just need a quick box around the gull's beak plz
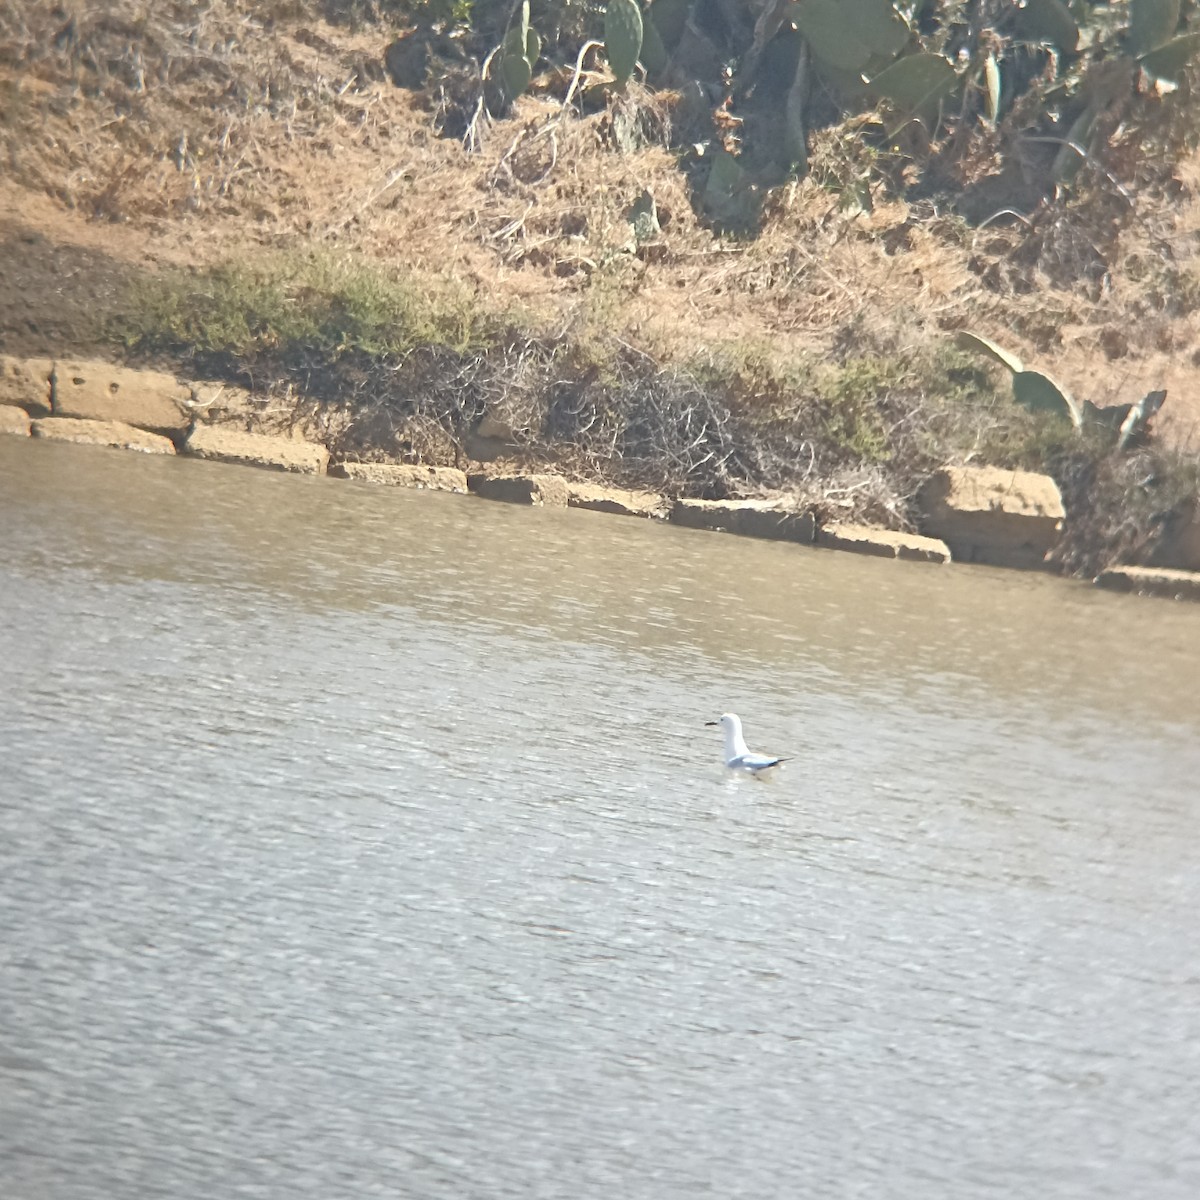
[704,720,718,726]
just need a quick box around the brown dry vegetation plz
[2,0,1200,572]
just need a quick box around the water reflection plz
[3,440,1198,718]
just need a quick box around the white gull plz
[705,712,787,776]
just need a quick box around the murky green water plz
[2,438,1199,1199]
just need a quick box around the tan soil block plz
[52,359,191,438]
[329,462,469,492]
[566,482,667,518]
[187,380,260,423]
[184,425,329,474]
[1095,565,1200,601]
[31,417,176,454]
[467,473,570,506]
[817,523,951,563]
[917,465,1064,569]
[0,404,32,436]
[670,498,816,544]
[0,356,53,417]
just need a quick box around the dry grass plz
[0,0,393,219]
[7,0,1200,402]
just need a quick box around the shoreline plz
[3,352,1199,603]
[3,0,1200,606]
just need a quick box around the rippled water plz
[2,438,1200,1199]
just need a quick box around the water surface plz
[2,438,1199,1199]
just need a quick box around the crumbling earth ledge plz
[2,352,1199,601]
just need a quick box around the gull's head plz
[705,713,741,734]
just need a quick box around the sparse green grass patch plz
[115,251,505,363]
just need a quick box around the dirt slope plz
[2,0,1199,454]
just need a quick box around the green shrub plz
[815,356,905,462]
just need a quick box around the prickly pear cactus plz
[645,0,693,49]
[605,0,644,88]
[795,0,910,74]
[1012,370,1082,427]
[1130,0,1200,87]
[500,36,532,98]
[497,0,540,101]
[525,26,542,71]
[638,4,668,77]
[956,332,1083,428]
[1129,0,1181,57]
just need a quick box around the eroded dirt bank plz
[2,1,1200,584]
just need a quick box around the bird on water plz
[705,713,787,777]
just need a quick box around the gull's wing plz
[729,753,787,773]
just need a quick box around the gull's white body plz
[707,712,785,776]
